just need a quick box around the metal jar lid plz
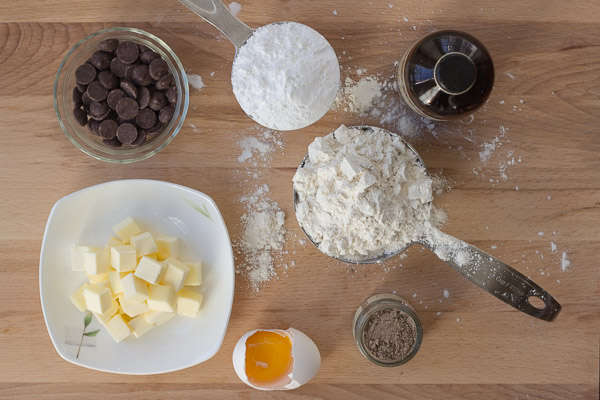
[397,30,494,121]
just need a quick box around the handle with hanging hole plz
[421,230,562,321]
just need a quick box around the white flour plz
[187,73,205,91]
[238,184,286,291]
[234,128,291,290]
[338,76,383,114]
[293,125,466,263]
[231,22,340,130]
[334,72,437,140]
[228,1,241,16]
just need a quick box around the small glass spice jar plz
[397,30,494,121]
[353,293,423,367]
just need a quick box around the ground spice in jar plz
[362,308,417,362]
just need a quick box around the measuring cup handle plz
[179,0,254,51]
[421,231,562,321]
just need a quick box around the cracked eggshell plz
[232,327,321,391]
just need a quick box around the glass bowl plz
[54,27,189,163]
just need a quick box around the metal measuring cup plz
[293,126,561,321]
[178,0,340,130]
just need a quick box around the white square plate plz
[39,179,235,374]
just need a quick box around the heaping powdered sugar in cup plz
[231,22,340,131]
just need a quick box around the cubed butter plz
[83,284,113,314]
[106,236,124,248]
[121,273,149,302]
[130,232,158,257]
[134,256,165,284]
[87,273,109,285]
[84,248,110,275]
[70,283,89,312]
[127,315,154,338]
[117,294,149,317]
[112,217,141,244]
[94,298,119,323]
[156,235,179,261]
[161,257,190,292]
[143,310,175,325]
[105,314,131,342]
[146,253,158,260]
[108,271,125,294]
[147,285,176,312]
[184,262,203,286]
[110,245,137,272]
[71,245,99,271]
[177,290,203,318]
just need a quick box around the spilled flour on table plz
[228,1,241,16]
[334,70,437,141]
[238,184,286,290]
[233,127,301,291]
[187,73,205,91]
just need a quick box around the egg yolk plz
[245,330,293,383]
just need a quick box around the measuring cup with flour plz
[179,0,340,130]
[293,125,561,321]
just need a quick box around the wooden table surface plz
[1,0,599,399]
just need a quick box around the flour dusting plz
[187,73,205,91]
[293,125,465,264]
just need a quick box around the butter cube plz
[127,315,154,338]
[87,273,109,285]
[83,284,113,314]
[108,271,125,294]
[84,248,110,275]
[117,294,149,318]
[184,262,203,286]
[70,283,89,312]
[161,257,190,292]
[112,217,141,244]
[156,236,179,261]
[143,310,175,325]
[121,273,149,303]
[146,253,159,260]
[106,236,124,248]
[110,245,137,272]
[94,298,119,323]
[147,285,176,312]
[120,313,132,323]
[105,314,131,342]
[130,232,158,257]
[71,245,99,271]
[134,256,165,284]
[177,290,203,318]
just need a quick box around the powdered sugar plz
[231,22,340,130]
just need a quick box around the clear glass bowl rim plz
[53,27,189,163]
[353,293,424,367]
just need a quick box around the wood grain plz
[0,0,598,399]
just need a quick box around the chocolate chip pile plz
[72,38,178,148]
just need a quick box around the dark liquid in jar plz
[398,30,494,120]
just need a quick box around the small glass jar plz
[397,30,494,121]
[353,293,423,367]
